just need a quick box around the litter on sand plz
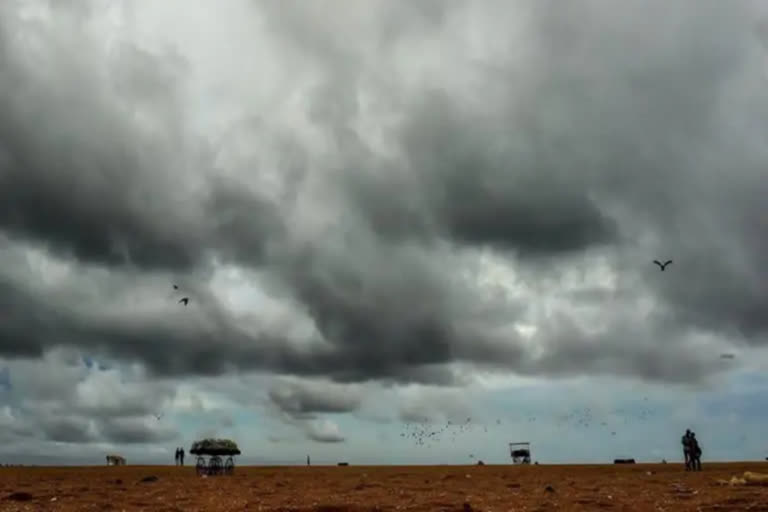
[716,471,768,486]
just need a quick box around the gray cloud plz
[349,90,619,255]
[0,366,10,391]
[38,416,95,444]
[0,0,765,396]
[304,419,345,443]
[0,8,282,274]
[0,351,181,448]
[99,418,178,444]
[268,378,363,418]
[398,388,472,424]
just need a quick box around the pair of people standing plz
[681,429,702,471]
[174,447,185,466]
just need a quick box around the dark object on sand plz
[4,492,33,501]
[509,442,532,464]
[614,458,636,464]
[476,460,485,466]
[139,476,158,483]
[338,462,349,466]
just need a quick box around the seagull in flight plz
[173,284,179,290]
[154,412,163,420]
[178,297,189,306]
[653,260,673,271]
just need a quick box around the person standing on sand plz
[681,429,692,470]
[180,447,185,466]
[174,447,179,466]
[689,433,702,471]
[307,455,311,466]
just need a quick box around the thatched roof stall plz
[190,438,241,457]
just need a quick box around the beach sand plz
[2,462,768,511]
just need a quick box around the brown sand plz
[1,462,768,511]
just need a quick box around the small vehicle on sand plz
[190,438,241,476]
[509,442,531,464]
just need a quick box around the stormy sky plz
[0,0,767,465]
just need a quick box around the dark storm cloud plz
[268,379,362,418]
[517,0,768,342]
[348,0,767,337]
[280,0,768,381]
[0,34,199,270]
[271,236,530,383]
[0,278,54,359]
[0,0,766,389]
[349,90,619,255]
[0,12,282,273]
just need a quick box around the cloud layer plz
[0,0,767,462]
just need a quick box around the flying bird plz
[653,260,673,271]
[178,297,189,306]
[173,284,179,290]
[154,413,163,420]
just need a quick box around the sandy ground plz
[1,463,768,511]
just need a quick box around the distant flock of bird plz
[398,405,664,451]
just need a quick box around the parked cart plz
[190,439,241,476]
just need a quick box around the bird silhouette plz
[154,412,163,420]
[178,297,189,306]
[173,284,179,290]
[653,260,673,271]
